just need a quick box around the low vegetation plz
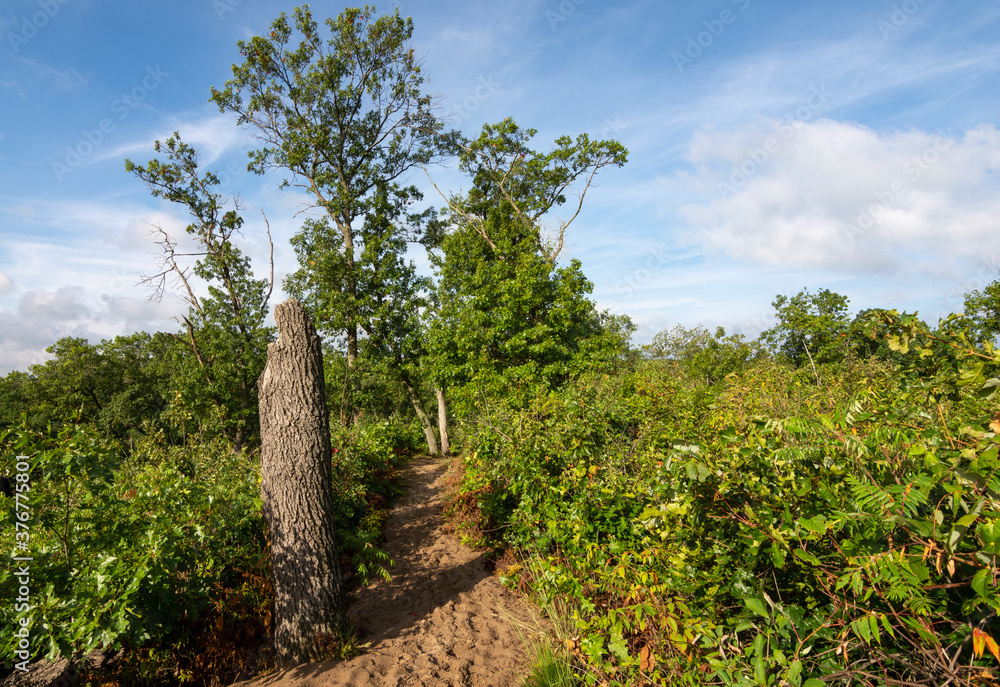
[452,309,1000,686]
[1,5,997,686]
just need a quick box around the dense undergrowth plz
[0,417,420,685]
[452,313,1000,686]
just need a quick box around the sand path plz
[246,456,539,687]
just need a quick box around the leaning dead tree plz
[258,299,346,665]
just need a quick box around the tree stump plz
[258,299,346,666]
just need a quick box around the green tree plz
[0,370,31,429]
[210,4,453,393]
[20,334,169,441]
[286,181,440,447]
[427,119,629,407]
[761,288,851,371]
[964,280,1000,344]
[644,324,756,384]
[126,134,274,450]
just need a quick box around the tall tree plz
[210,4,453,393]
[126,134,274,450]
[426,119,629,405]
[258,299,346,665]
[285,181,439,446]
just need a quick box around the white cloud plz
[92,113,256,167]
[18,285,91,321]
[0,283,176,374]
[672,120,1000,276]
[0,271,13,295]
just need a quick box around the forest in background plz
[4,4,1000,686]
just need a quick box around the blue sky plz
[1,0,998,373]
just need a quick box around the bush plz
[0,421,268,683]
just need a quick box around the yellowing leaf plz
[973,627,1000,662]
[988,634,1000,663]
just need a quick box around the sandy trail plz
[247,456,539,687]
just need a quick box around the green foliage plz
[126,133,275,449]
[10,334,170,440]
[0,413,417,681]
[428,119,630,408]
[329,419,415,585]
[644,324,759,385]
[210,3,454,399]
[761,288,851,368]
[964,280,1000,345]
[0,421,268,681]
[454,308,1000,685]
[0,370,31,429]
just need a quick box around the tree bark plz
[401,374,439,455]
[435,387,451,457]
[258,299,346,666]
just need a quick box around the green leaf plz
[608,635,629,661]
[879,614,896,639]
[787,659,803,687]
[851,615,873,644]
[770,545,786,568]
[958,362,986,387]
[744,596,768,618]
[980,378,1000,399]
[798,516,828,536]
[794,548,820,565]
[753,657,767,685]
[803,680,826,687]
[972,568,990,598]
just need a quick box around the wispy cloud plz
[16,56,89,92]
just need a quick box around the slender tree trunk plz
[401,374,439,455]
[435,387,451,457]
[339,220,359,373]
[258,299,346,666]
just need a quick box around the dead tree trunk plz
[258,299,346,666]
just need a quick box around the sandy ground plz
[244,456,541,687]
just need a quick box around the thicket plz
[0,416,418,683]
[451,309,1000,686]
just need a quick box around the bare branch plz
[261,209,276,311]
[421,166,500,254]
[139,223,206,318]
